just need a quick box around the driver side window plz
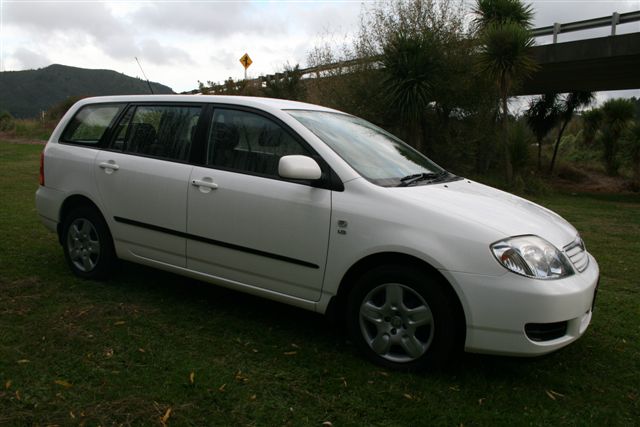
[206,109,309,177]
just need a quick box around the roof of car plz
[77,94,341,113]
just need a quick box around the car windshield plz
[287,110,449,187]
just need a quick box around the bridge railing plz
[532,11,640,43]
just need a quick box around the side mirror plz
[278,155,322,180]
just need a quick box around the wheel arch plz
[57,195,107,245]
[326,252,467,349]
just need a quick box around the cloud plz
[10,47,51,69]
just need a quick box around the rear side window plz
[61,104,124,145]
[113,105,201,162]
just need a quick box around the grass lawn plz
[1,141,638,426]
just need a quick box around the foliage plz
[581,108,603,146]
[549,91,594,173]
[473,0,534,29]
[509,119,531,173]
[626,122,640,189]
[599,98,636,176]
[0,110,15,132]
[45,95,86,121]
[262,64,306,101]
[525,93,560,169]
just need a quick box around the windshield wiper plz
[397,171,447,187]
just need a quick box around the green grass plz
[1,141,639,426]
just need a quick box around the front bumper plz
[447,253,599,356]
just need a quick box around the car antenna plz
[135,57,154,94]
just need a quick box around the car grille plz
[564,237,589,273]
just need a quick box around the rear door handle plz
[99,161,119,171]
[191,179,218,190]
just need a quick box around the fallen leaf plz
[16,359,30,364]
[4,380,11,389]
[218,383,226,392]
[160,407,172,426]
[545,390,556,400]
[235,371,249,383]
[189,372,195,385]
[403,393,414,400]
[104,348,114,358]
[549,390,565,398]
[291,343,300,348]
[114,321,126,326]
[449,386,460,392]
[249,394,257,401]
[54,380,73,388]
[252,349,258,353]
[69,411,75,419]
[283,351,297,356]
[377,371,389,377]
[15,390,21,401]
[340,377,347,387]
[138,348,146,353]
[478,398,486,405]
[322,422,333,426]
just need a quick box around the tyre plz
[346,265,459,370]
[61,205,116,280]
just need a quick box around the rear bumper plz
[35,186,64,233]
[448,254,599,356]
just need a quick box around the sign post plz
[239,53,253,80]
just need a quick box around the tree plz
[599,98,635,176]
[525,93,560,170]
[380,30,444,153]
[581,108,603,146]
[549,91,594,173]
[475,0,537,183]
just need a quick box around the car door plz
[186,107,332,301]
[94,103,203,267]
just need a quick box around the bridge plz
[520,11,640,94]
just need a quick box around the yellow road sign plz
[239,53,253,69]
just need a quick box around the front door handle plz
[191,179,218,190]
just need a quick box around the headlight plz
[491,235,574,280]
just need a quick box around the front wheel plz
[61,205,116,280]
[347,265,459,370]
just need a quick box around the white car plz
[36,95,599,369]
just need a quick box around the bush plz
[0,110,15,132]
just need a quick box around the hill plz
[0,64,174,118]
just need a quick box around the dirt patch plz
[552,167,636,194]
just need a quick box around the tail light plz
[39,151,45,186]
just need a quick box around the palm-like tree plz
[581,108,603,146]
[525,93,560,170]
[474,0,534,28]
[549,91,594,173]
[380,30,443,152]
[476,13,537,182]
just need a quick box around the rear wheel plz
[61,205,116,280]
[347,265,459,370]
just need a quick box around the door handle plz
[99,161,120,171]
[191,179,218,190]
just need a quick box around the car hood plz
[395,178,578,248]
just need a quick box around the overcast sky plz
[1,0,639,96]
